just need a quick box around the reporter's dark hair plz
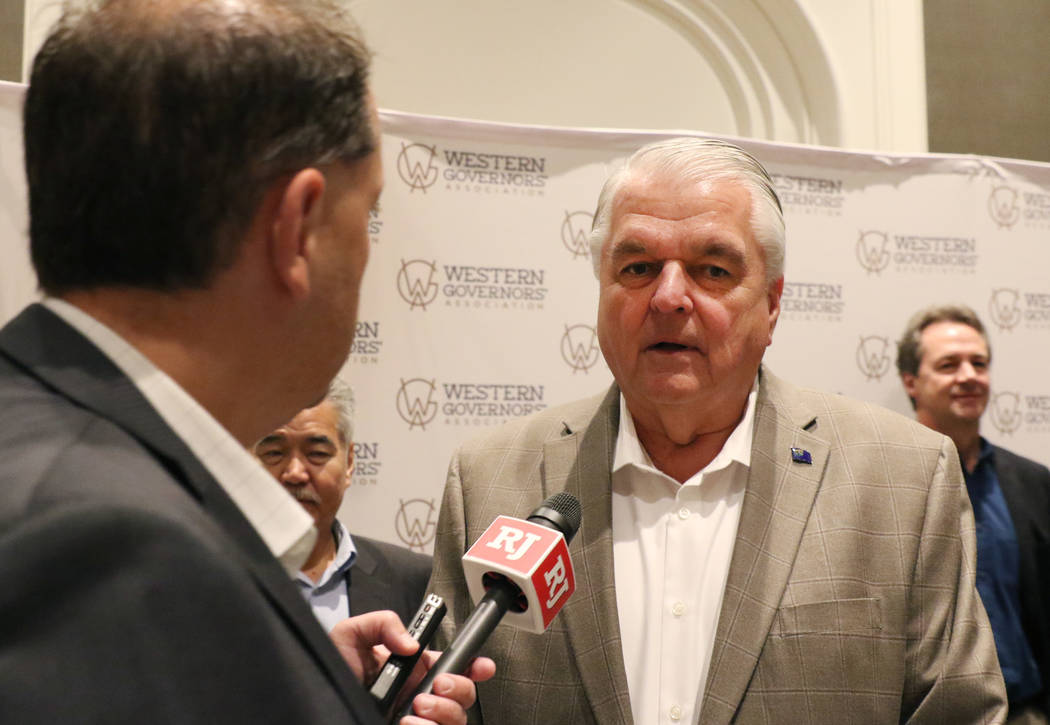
[24,0,374,294]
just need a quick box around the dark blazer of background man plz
[0,1,487,722]
[255,380,431,629]
[428,138,1006,724]
[898,304,1050,722]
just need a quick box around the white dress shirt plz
[42,298,316,575]
[613,383,757,725]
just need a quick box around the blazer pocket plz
[772,597,882,637]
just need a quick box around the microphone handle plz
[391,582,517,722]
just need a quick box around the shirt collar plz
[294,519,359,588]
[613,377,759,482]
[319,519,359,585]
[42,297,316,575]
[977,436,995,464]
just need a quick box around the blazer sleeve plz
[0,500,372,724]
[901,437,1007,724]
[427,448,486,725]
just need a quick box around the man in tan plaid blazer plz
[429,138,1006,724]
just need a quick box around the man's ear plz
[269,168,326,300]
[901,372,917,399]
[766,276,784,344]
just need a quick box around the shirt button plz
[677,507,690,520]
[672,601,686,617]
[670,704,682,721]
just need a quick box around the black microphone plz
[393,492,582,720]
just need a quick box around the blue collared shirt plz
[965,438,1042,704]
[294,520,358,632]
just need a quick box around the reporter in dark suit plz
[0,1,490,722]
[898,304,1050,723]
[254,379,432,630]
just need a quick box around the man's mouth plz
[649,342,691,352]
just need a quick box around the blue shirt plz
[294,520,358,632]
[965,439,1042,704]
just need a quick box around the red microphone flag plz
[461,515,576,633]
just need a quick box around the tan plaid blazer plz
[429,367,1006,724]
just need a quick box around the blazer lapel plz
[699,369,829,723]
[0,304,370,715]
[347,538,386,617]
[543,385,634,725]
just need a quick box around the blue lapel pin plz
[790,447,812,464]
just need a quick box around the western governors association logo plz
[395,258,548,311]
[989,392,1023,435]
[395,498,438,551]
[396,378,439,430]
[396,377,547,430]
[989,391,1050,434]
[988,186,1020,229]
[350,441,381,484]
[771,173,845,216]
[396,142,439,192]
[781,281,845,322]
[855,228,977,275]
[856,231,890,275]
[394,140,548,196]
[988,289,1022,331]
[560,324,601,373]
[561,211,593,260]
[397,259,440,310]
[987,287,1050,331]
[986,182,1050,230]
[348,320,384,365]
[856,336,893,381]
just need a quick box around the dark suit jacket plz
[348,535,432,624]
[0,304,383,723]
[995,444,1050,712]
[429,369,1006,724]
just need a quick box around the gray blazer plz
[0,304,383,723]
[429,368,1007,724]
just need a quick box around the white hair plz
[588,137,785,286]
[324,377,355,444]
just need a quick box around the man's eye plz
[257,450,282,462]
[308,451,333,464]
[622,262,653,276]
[706,265,730,278]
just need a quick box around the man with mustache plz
[255,379,431,630]
[897,304,1050,723]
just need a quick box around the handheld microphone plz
[393,492,581,720]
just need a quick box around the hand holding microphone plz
[392,492,582,721]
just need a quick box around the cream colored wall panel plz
[21,0,927,151]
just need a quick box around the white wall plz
[22,0,927,152]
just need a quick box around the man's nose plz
[281,456,309,483]
[651,262,693,314]
[957,361,983,382]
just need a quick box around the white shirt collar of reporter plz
[42,297,316,576]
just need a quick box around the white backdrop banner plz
[3,84,1049,551]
